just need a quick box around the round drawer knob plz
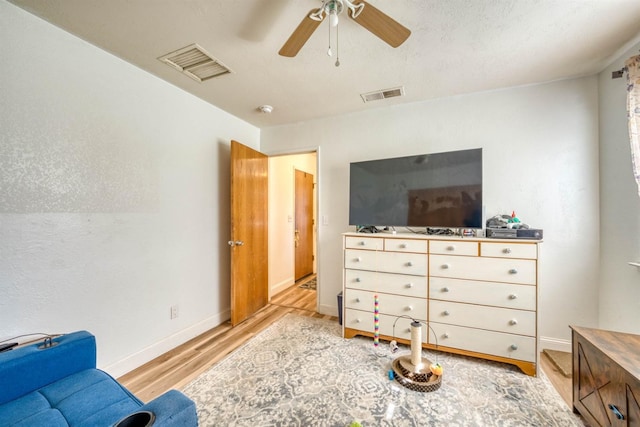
[442,287,450,292]
[358,241,365,246]
[509,268,518,274]
[443,310,450,316]
[356,319,361,323]
[355,298,361,303]
[510,344,519,351]
[405,305,413,312]
[355,257,362,262]
[441,264,450,269]
[510,319,518,325]
[400,244,407,249]
[509,294,518,300]
[503,248,512,254]
[406,328,411,333]
[406,283,414,288]
[443,333,449,339]
[406,261,413,267]
[355,277,361,282]
[447,245,455,251]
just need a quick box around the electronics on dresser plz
[349,148,483,229]
[486,228,517,238]
[516,228,543,239]
[486,228,543,239]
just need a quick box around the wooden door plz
[294,169,314,281]
[230,140,268,326]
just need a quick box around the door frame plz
[265,146,321,311]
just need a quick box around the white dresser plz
[342,232,540,376]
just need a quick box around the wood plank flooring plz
[118,280,322,402]
[119,280,575,416]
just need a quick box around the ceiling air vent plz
[360,86,405,103]
[158,44,231,82]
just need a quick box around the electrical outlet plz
[170,305,179,319]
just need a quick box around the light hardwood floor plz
[118,278,322,402]
[119,279,575,415]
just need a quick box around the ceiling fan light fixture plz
[329,9,339,27]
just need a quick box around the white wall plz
[262,77,601,349]
[268,153,317,296]
[0,1,259,376]
[598,41,640,334]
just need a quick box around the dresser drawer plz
[481,242,537,259]
[430,240,479,256]
[429,277,536,310]
[344,249,379,271]
[346,249,427,275]
[377,251,427,275]
[430,300,536,336]
[344,289,426,319]
[345,270,427,298]
[345,236,384,250]
[430,323,536,362]
[384,238,428,253]
[344,309,428,343]
[430,254,536,285]
[344,288,375,311]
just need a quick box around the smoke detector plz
[259,105,274,114]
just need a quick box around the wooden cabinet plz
[571,326,640,426]
[342,232,540,376]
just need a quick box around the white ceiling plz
[9,0,640,128]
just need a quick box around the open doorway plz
[267,151,317,311]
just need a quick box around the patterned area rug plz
[183,315,583,426]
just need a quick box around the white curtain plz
[626,55,640,198]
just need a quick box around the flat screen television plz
[349,148,483,228]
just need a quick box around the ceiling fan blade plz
[279,11,323,57]
[350,1,411,48]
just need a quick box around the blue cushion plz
[0,331,197,426]
[0,391,51,425]
[0,369,144,427]
[40,369,143,426]
[9,408,68,427]
[0,331,96,405]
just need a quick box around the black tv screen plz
[349,148,483,228]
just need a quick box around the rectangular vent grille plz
[159,44,231,82]
[361,86,405,103]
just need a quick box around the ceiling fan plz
[279,0,411,58]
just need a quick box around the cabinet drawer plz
[429,277,536,310]
[344,310,428,343]
[430,254,536,285]
[345,236,383,250]
[377,251,427,275]
[384,238,428,253]
[344,289,426,319]
[430,322,536,362]
[344,249,379,271]
[481,242,537,259]
[430,240,479,256]
[345,270,427,298]
[429,300,536,336]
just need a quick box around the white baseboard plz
[271,277,294,297]
[318,303,339,318]
[103,310,230,378]
[540,335,572,353]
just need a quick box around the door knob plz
[228,241,234,246]
[235,241,244,246]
